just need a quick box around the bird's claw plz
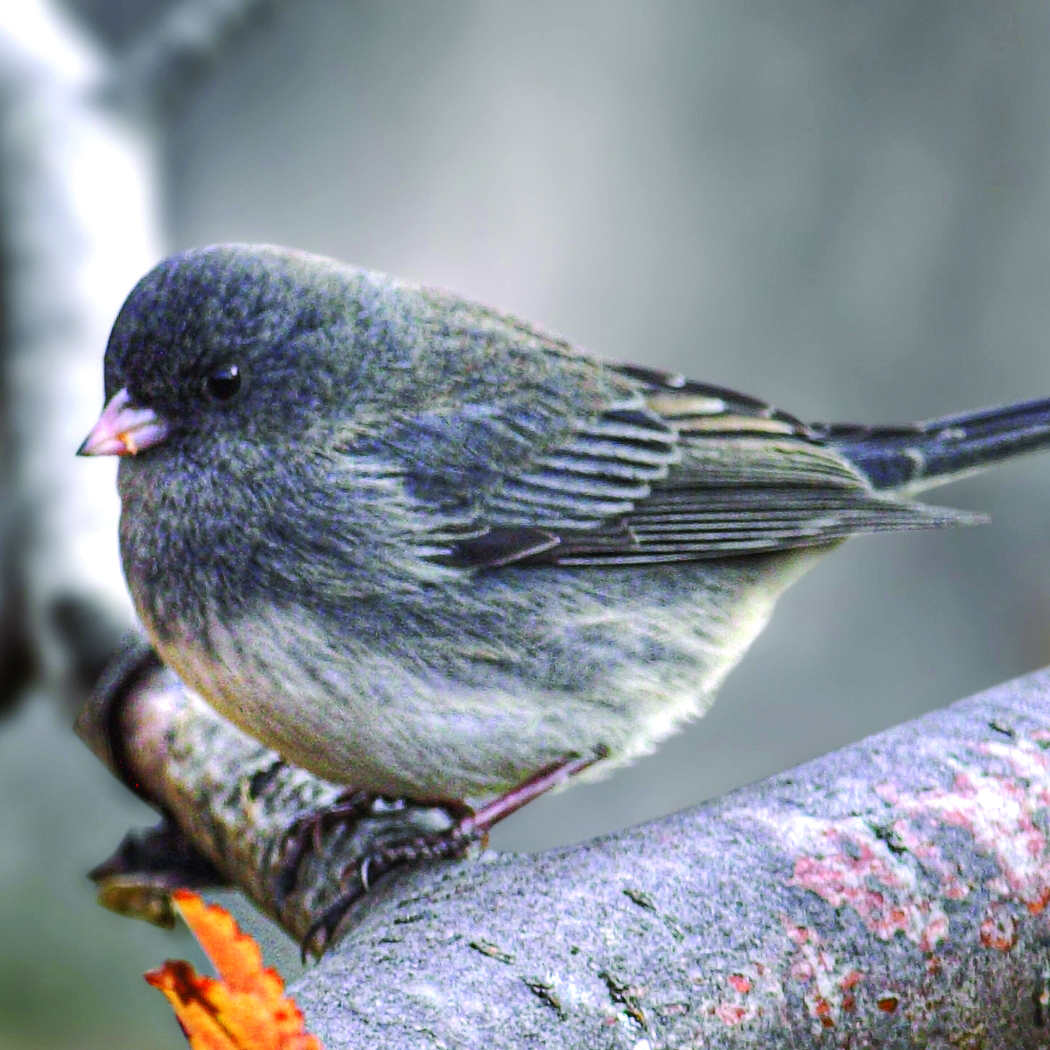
[291,749,609,959]
[300,823,484,959]
[274,788,382,911]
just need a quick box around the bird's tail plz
[823,397,1050,494]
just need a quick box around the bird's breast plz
[132,549,824,804]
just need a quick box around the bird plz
[80,243,1050,897]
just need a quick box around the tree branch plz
[80,662,1050,1048]
[115,0,283,112]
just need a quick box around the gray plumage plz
[91,244,1050,804]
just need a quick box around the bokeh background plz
[5,1,1050,1046]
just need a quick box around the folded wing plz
[448,363,982,568]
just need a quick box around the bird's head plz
[78,243,395,460]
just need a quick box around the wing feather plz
[360,352,982,570]
[444,363,982,568]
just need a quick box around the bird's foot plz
[275,788,430,909]
[299,819,480,958]
[300,747,608,958]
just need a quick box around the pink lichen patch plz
[918,913,949,953]
[813,997,835,1028]
[940,876,970,900]
[727,973,752,994]
[714,1001,751,1025]
[780,920,864,1032]
[889,737,1050,916]
[781,816,950,950]
[757,732,1050,959]
[979,901,1019,951]
[704,961,787,1030]
[711,967,776,1027]
[890,821,971,900]
[838,970,861,1013]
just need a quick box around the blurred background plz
[4,1,1050,1046]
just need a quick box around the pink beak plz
[77,388,170,457]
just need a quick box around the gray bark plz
[85,661,1050,1048]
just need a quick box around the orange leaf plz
[145,891,322,1050]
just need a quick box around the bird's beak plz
[77,388,170,457]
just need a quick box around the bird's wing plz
[369,360,982,570]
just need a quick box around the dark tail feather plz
[823,397,1050,493]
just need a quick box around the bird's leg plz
[452,745,610,840]
[357,748,609,889]
[301,746,608,957]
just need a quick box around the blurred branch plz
[0,0,162,708]
[81,662,1050,1048]
[115,0,285,112]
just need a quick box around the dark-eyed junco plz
[80,243,1050,824]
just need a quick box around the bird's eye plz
[202,363,242,402]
